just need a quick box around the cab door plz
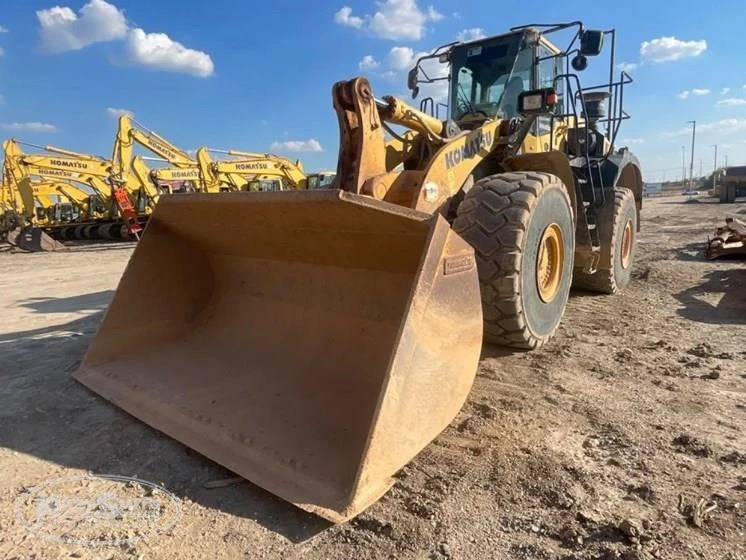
[521,42,565,154]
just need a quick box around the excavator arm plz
[112,115,195,180]
[17,154,112,178]
[199,148,312,190]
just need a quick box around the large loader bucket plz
[75,190,482,522]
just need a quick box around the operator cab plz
[447,29,563,125]
[246,178,284,192]
[307,172,337,190]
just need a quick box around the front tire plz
[452,172,575,349]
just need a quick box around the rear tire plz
[452,172,575,349]
[573,188,637,294]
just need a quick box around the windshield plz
[449,33,534,120]
[247,179,283,192]
[307,173,336,189]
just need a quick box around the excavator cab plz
[306,172,337,189]
[245,177,284,192]
[77,21,640,522]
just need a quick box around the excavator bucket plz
[75,189,483,522]
[7,226,66,252]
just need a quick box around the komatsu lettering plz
[49,159,89,170]
[40,169,74,178]
[169,171,199,179]
[444,131,493,169]
[147,140,177,160]
[235,163,269,171]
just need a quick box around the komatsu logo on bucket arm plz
[49,159,89,169]
[235,163,269,171]
[444,131,493,169]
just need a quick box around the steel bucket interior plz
[75,190,482,521]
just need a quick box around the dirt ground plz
[1,196,744,560]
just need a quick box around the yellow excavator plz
[111,114,199,207]
[144,148,336,192]
[76,22,641,522]
[197,148,336,192]
[2,141,88,242]
[1,160,23,238]
[3,139,143,240]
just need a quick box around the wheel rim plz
[620,220,633,269]
[537,223,564,303]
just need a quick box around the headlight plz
[521,94,543,111]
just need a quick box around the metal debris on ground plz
[706,217,746,259]
[202,476,246,489]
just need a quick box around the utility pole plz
[712,144,718,191]
[687,120,696,195]
[699,159,703,177]
[725,153,729,168]
[681,146,686,183]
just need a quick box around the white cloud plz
[620,138,645,145]
[0,122,58,132]
[35,1,214,78]
[678,88,711,100]
[36,0,127,53]
[335,0,444,41]
[457,28,485,42]
[721,87,731,95]
[700,118,746,132]
[125,28,214,78]
[388,46,418,70]
[334,6,363,28]
[640,36,707,63]
[359,54,380,70]
[426,6,444,21]
[0,25,8,33]
[716,98,746,107]
[617,62,638,73]
[663,118,746,138]
[106,107,132,118]
[270,139,323,152]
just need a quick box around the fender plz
[599,148,643,229]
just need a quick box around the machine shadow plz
[671,241,709,262]
[674,267,746,325]
[15,290,114,315]
[0,292,335,543]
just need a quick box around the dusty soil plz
[1,196,744,560]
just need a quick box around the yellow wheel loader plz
[76,22,642,522]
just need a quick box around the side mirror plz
[518,88,558,116]
[580,29,604,56]
[411,86,420,99]
[407,67,418,91]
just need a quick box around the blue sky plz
[0,0,744,181]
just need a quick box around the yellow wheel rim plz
[537,223,564,303]
[621,220,633,269]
